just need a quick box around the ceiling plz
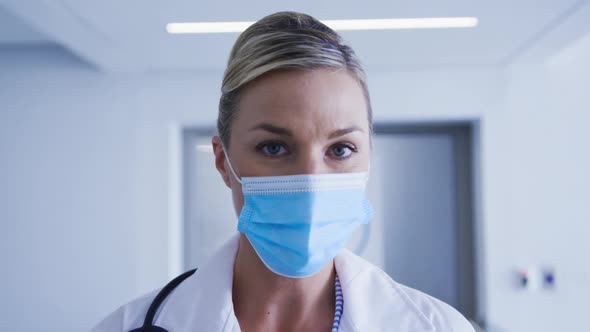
[1,0,589,72]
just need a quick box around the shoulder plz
[91,289,159,332]
[336,250,475,332]
[394,280,476,332]
[367,265,475,332]
[92,236,241,332]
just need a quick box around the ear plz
[212,135,232,188]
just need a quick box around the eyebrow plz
[328,126,364,139]
[249,123,293,136]
[249,123,363,139]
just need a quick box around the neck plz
[232,234,335,331]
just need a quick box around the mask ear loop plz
[221,144,242,184]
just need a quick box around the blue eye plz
[330,144,356,159]
[257,142,288,157]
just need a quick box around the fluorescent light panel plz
[167,17,478,34]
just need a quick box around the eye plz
[256,141,289,157]
[329,143,357,159]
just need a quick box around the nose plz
[296,147,327,175]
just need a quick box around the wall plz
[0,45,222,331]
[480,32,590,331]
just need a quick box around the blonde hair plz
[217,11,372,146]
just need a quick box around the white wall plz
[479,33,590,331]
[369,30,590,330]
[0,45,222,331]
[0,32,588,331]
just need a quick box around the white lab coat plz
[92,234,475,332]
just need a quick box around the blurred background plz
[1,1,589,331]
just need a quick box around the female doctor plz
[93,11,475,332]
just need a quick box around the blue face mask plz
[223,147,373,278]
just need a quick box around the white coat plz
[92,234,475,332]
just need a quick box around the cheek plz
[362,148,372,166]
[350,140,371,170]
[353,156,371,173]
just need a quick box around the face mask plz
[223,145,373,278]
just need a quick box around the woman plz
[93,11,475,332]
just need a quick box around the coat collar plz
[335,249,435,331]
[155,234,435,331]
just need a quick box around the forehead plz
[233,68,369,136]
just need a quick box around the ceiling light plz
[166,17,478,34]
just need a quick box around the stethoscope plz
[128,268,197,332]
